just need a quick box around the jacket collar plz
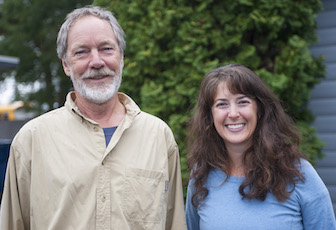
[64,91,141,124]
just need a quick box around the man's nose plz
[89,50,104,69]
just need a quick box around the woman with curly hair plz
[185,64,335,230]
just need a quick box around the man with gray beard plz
[0,6,187,230]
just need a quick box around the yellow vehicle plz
[0,101,24,121]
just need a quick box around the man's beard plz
[70,64,123,104]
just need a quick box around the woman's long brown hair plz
[187,64,305,207]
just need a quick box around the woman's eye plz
[216,102,227,107]
[239,100,250,104]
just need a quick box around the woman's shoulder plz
[294,158,330,200]
[296,158,320,178]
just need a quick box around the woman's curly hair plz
[187,64,305,207]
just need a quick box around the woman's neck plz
[226,143,250,177]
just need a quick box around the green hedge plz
[95,0,325,188]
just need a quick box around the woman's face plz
[211,81,258,151]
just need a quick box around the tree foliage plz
[0,0,93,113]
[95,0,325,186]
[0,0,325,189]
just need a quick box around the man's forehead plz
[71,15,107,29]
[67,15,116,40]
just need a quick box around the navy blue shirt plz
[103,127,118,146]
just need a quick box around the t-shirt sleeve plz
[185,178,200,230]
[298,159,336,230]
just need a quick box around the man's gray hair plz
[56,6,126,60]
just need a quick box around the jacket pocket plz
[122,168,167,227]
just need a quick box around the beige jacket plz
[0,92,187,230]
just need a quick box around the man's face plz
[62,15,124,104]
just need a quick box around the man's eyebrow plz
[70,43,87,51]
[99,39,118,47]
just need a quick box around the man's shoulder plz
[17,106,68,133]
[138,110,163,121]
[137,111,171,130]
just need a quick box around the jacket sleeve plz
[0,139,31,230]
[165,145,187,230]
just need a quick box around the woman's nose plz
[228,105,240,118]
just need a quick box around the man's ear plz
[62,59,71,77]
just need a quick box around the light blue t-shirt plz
[185,159,336,230]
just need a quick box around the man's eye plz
[102,47,114,53]
[75,50,85,55]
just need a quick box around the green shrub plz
[95,0,325,188]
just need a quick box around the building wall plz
[309,0,336,215]
[0,120,28,140]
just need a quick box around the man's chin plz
[83,91,118,104]
[74,82,120,104]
